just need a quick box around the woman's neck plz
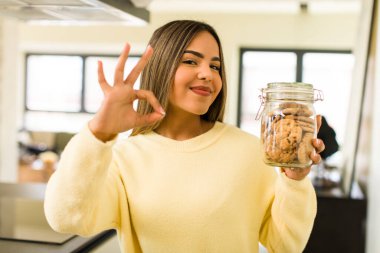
[155,112,214,141]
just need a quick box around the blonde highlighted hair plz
[131,20,227,136]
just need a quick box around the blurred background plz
[0,0,379,252]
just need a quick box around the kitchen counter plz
[0,182,115,253]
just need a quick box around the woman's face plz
[169,31,222,117]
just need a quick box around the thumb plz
[316,115,322,133]
[134,112,165,127]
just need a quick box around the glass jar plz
[257,82,323,168]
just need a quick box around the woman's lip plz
[190,87,212,96]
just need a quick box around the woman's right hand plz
[89,43,165,142]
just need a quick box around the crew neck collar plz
[144,121,227,152]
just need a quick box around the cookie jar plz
[257,82,323,168]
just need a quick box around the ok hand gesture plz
[89,43,165,142]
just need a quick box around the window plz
[302,53,355,144]
[24,53,140,132]
[84,56,140,113]
[26,55,83,112]
[239,51,297,137]
[238,49,354,145]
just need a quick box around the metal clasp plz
[314,89,324,101]
[255,89,266,120]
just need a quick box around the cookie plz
[282,107,313,117]
[297,133,314,164]
[274,118,296,133]
[279,102,309,110]
[279,149,297,163]
[292,124,303,140]
[263,105,316,166]
[284,115,315,124]
[295,120,315,133]
[263,118,303,164]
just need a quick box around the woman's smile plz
[190,85,213,96]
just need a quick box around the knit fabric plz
[44,122,317,253]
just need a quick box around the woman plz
[44,20,324,253]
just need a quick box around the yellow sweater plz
[44,122,317,253]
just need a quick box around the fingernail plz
[159,107,166,116]
[146,44,153,52]
[317,139,321,145]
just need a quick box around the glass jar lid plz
[268,82,313,89]
[265,82,314,94]
[262,82,321,102]
[255,82,324,120]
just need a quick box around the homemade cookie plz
[278,149,297,163]
[279,102,309,109]
[282,107,313,117]
[288,125,303,144]
[297,133,314,164]
[263,118,303,164]
[295,120,315,133]
[262,102,317,166]
[284,115,315,124]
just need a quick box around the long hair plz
[131,20,227,136]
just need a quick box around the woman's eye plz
[182,59,196,65]
[210,65,220,71]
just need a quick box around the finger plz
[134,112,165,127]
[316,114,322,133]
[310,150,322,164]
[98,60,110,93]
[114,43,131,85]
[134,89,165,115]
[281,167,311,180]
[281,167,310,173]
[124,45,154,86]
[312,138,325,153]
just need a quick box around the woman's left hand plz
[281,115,326,181]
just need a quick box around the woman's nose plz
[197,63,212,82]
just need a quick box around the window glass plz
[238,49,353,146]
[84,56,140,113]
[25,54,142,132]
[26,55,83,112]
[240,51,297,137]
[303,53,355,144]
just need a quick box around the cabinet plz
[304,191,367,253]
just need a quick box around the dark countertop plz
[0,182,114,253]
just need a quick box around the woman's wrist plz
[281,167,311,181]
[88,120,117,143]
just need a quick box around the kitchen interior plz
[0,0,380,252]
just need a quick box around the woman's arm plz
[259,173,317,253]
[44,125,122,236]
[44,43,164,236]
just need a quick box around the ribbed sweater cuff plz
[278,172,314,191]
[82,123,118,148]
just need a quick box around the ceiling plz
[0,0,362,25]
[0,0,149,25]
[147,0,362,13]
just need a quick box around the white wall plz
[366,3,380,252]
[0,18,19,182]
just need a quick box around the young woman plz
[44,20,325,253]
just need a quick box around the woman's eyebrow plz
[183,50,220,62]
